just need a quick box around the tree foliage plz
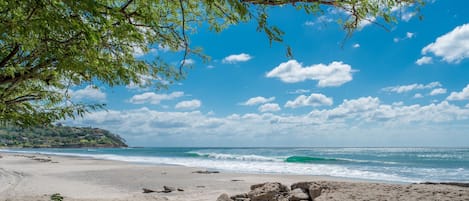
[0,0,423,127]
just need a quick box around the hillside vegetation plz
[0,125,127,148]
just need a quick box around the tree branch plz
[0,45,20,68]
[178,0,189,74]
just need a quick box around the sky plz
[65,0,469,147]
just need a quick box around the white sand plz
[1,152,468,201]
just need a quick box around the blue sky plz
[65,1,469,147]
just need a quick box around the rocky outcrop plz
[218,181,328,201]
[248,182,290,201]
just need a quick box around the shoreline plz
[1,151,468,201]
[0,149,411,184]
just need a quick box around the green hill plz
[0,125,127,148]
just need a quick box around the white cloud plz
[353,43,360,48]
[66,98,469,146]
[266,60,355,87]
[382,82,441,93]
[447,84,469,101]
[414,93,424,99]
[70,85,106,102]
[285,93,333,108]
[258,103,281,113]
[175,99,201,110]
[357,17,375,30]
[401,12,416,22]
[415,56,433,65]
[422,23,469,63]
[406,32,415,39]
[288,89,311,94]
[242,96,275,106]
[222,53,252,64]
[129,91,184,104]
[394,32,415,43]
[429,88,447,96]
[304,16,333,27]
[181,59,195,66]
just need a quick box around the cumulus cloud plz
[304,16,333,27]
[447,84,469,101]
[242,96,275,106]
[422,23,469,63]
[222,53,252,64]
[129,91,184,104]
[288,89,311,94]
[66,98,469,146]
[258,103,281,113]
[415,56,433,65]
[175,99,202,110]
[429,88,447,96]
[382,82,441,93]
[414,93,424,99]
[285,93,333,108]
[266,60,355,87]
[70,85,106,102]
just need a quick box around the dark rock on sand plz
[163,186,175,192]
[192,170,220,174]
[142,188,156,193]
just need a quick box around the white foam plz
[1,149,415,183]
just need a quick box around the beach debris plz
[217,193,234,201]
[248,182,290,201]
[163,186,175,193]
[142,188,157,193]
[177,188,184,191]
[50,193,64,201]
[420,182,469,188]
[192,170,220,174]
[231,179,244,182]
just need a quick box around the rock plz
[248,182,290,201]
[142,188,156,193]
[308,183,323,200]
[177,188,184,191]
[289,188,310,201]
[192,170,220,174]
[163,186,175,192]
[217,193,234,201]
[291,182,315,192]
[230,193,248,200]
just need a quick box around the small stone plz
[217,193,234,201]
[142,188,156,193]
[163,186,175,191]
[230,193,248,200]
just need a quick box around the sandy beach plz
[1,152,468,201]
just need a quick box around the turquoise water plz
[2,147,468,183]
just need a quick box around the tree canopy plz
[0,0,423,127]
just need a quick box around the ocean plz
[2,147,468,183]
